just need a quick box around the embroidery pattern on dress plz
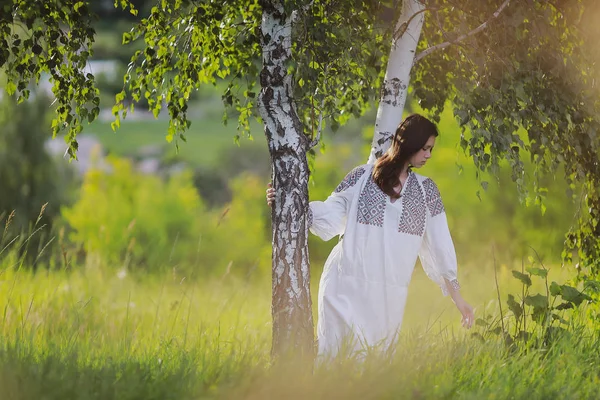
[441,279,461,296]
[334,166,366,193]
[398,174,426,236]
[422,178,445,217]
[357,174,386,227]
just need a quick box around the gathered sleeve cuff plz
[418,178,460,296]
[308,165,367,241]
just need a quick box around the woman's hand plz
[453,295,474,329]
[266,183,275,208]
[445,279,474,329]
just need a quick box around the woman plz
[266,114,474,357]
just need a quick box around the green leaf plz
[555,302,574,310]
[308,60,320,70]
[331,119,339,133]
[507,294,522,319]
[6,81,16,95]
[526,267,548,278]
[516,331,530,342]
[549,281,562,296]
[524,294,549,310]
[583,280,600,293]
[471,332,485,342]
[560,285,591,306]
[512,270,532,287]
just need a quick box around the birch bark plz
[368,0,425,163]
[257,0,314,359]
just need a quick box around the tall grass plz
[0,252,596,399]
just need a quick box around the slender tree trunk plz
[257,0,314,360]
[368,0,425,163]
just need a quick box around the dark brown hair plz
[372,114,439,199]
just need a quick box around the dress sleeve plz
[308,165,367,241]
[418,178,460,296]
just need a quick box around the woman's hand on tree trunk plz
[266,183,275,207]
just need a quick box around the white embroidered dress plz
[309,163,460,356]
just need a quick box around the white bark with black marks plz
[257,0,314,360]
[368,0,425,163]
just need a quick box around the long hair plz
[372,114,439,199]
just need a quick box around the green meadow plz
[0,256,597,399]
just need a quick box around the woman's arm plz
[418,178,474,329]
[266,165,368,241]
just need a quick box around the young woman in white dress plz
[267,114,474,357]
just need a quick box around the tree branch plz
[309,98,325,149]
[394,7,437,41]
[414,0,511,63]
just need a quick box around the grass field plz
[81,92,369,170]
[84,117,266,168]
[0,254,595,399]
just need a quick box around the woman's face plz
[408,135,436,168]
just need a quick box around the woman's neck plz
[399,164,411,178]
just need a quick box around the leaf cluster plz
[1,1,116,157]
[113,1,400,150]
[113,0,262,147]
[474,253,595,349]
[414,0,600,276]
[289,0,392,140]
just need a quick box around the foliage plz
[89,0,152,20]
[61,156,204,272]
[60,155,276,276]
[111,0,392,145]
[0,94,66,227]
[199,173,273,277]
[425,108,576,263]
[413,0,600,275]
[473,252,596,349]
[0,1,114,157]
[0,93,76,266]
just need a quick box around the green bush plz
[0,93,77,267]
[198,173,272,278]
[61,156,276,277]
[62,156,204,272]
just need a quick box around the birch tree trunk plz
[368,0,425,163]
[257,0,314,360]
